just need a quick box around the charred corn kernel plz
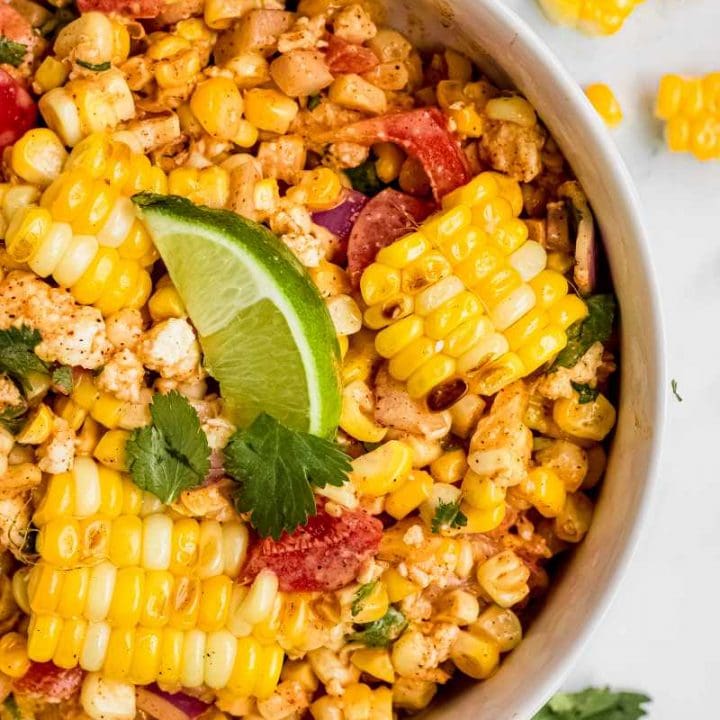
[461,502,505,533]
[11,129,68,187]
[430,449,467,485]
[538,0,644,35]
[16,404,54,445]
[385,470,433,519]
[169,576,201,630]
[363,294,414,331]
[553,392,616,441]
[351,441,413,497]
[520,466,567,517]
[477,550,530,607]
[655,72,720,160]
[461,472,506,509]
[0,632,31,678]
[555,491,593,542]
[363,173,583,399]
[382,569,420,603]
[585,83,623,126]
[93,429,129,471]
[450,630,499,679]
[244,88,299,135]
[38,518,81,567]
[340,380,387,443]
[352,582,389,624]
[28,614,63,663]
[34,56,70,93]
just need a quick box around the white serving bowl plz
[383,1,666,717]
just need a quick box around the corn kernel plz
[585,83,623,127]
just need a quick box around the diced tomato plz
[13,662,83,703]
[325,35,379,74]
[347,188,433,285]
[330,108,471,201]
[0,69,36,154]
[77,0,164,18]
[243,503,383,592]
[0,4,35,63]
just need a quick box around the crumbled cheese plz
[403,524,425,548]
[137,318,201,380]
[97,348,145,403]
[36,417,75,474]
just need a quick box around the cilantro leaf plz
[126,391,210,503]
[3,695,21,720]
[431,499,467,534]
[0,37,27,67]
[0,403,28,435]
[51,366,73,395]
[671,378,683,402]
[348,607,407,647]
[553,295,615,369]
[225,412,351,539]
[571,381,598,404]
[0,326,49,393]
[351,582,377,617]
[532,687,651,720]
[77,59,111,71]
[345,160,384,196]
[307,94,321,110]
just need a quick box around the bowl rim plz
[409,1,667,716]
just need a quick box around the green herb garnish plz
[0,326,50,393]
[3,694,21,720]
[345,160,384,196]
[126,391,210,504]
[349,607,407,647]
[51,365,73,395]
[533,687,651,720]
[431,499,467,534]
[0,404,27,435]
[0,37,26,67]
[351,582,377,617]
[553,295,615,369]
[77,59,111,71]
[671,378,682,402]
[571,381,598,404]
[224,412,351,539]
[307,94,321,110]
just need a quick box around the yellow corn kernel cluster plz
[585,83,623,127]
[537,0,645,35]
[190,77,258,146]
[655,73,720,161]
[39,69,135,147]
[311,684,393,720]
[460,472,506,532]
[360,172,588,403]
[286,168,343,210]
[25,460,289,695]
[168,166,230,209]
[2,132,163,315]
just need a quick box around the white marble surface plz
[498,1,719,716]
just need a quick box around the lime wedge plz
[134,193,341,437]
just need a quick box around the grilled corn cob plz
[2,132,162,315]
[359,172,587,406]
[537,0,645,35]
[655,72,720,160]
[25,460,289,694]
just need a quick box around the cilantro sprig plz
[348,607,407,647]
[224,412,351,539]
[571,382,599,404]
[533,688,651,720]
[0,36,27,67]
[345,160,384,196]
[553,295,615,369]
[126,391,210,503]
[431,499,467,534]
[0,327,50,393]
[351,582,377,617]
[77,59,111,72]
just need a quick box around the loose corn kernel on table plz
[508,0,720,716]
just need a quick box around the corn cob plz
[25,459,292,694]
[655,72,720,161]
[359,172,588,407]
[2,132,163,315]
[537,0,645,36]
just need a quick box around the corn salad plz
[0,0,618,719]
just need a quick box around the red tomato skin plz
[326,35,379,75]
[243,504,383,592]
[0,69,37,153]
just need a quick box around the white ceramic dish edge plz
[384,2,667,718]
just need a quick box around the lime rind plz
[134,193,342,437]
